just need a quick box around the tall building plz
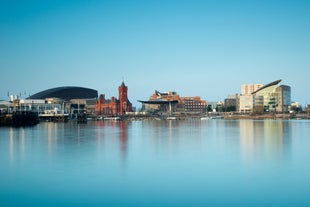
[275,85,291,112]
[119,82,131,115]
[241,84,263,95]
[95,82,132,116]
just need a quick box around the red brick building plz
[95,82,132,116]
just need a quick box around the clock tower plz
[118,81,131,115]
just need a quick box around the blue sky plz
[1,0,309,107]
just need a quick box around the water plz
[1,119,310,207]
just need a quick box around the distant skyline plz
[1,0,310,107]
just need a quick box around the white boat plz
[166,116,176,120]
[104,117,121,121]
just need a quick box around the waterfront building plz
[95,82,132,116]
[241,84,263,95]
[149,91,181,102]
[290,101,302,112]
[95,95,119,116]
[28,86,98,116]
[140,91,206,114]
[118,82,132,115]
[275,85,291,112]
[180,97,206,113]
[206,102,223,112]
[238,80,291,113]
[140,91,180,113]
[224,94,238,111]
[238,94,263,113]
[253,80,291,112]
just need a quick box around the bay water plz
[1,119,310,206]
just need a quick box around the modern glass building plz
[252,80,291,113]
[238,80,291,113]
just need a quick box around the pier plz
[0,111,39,127]
[38,110,69,122]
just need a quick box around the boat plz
[104,117,121,121]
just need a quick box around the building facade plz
[238,80,291,113]
[95,82,132,116]
[141,91,206,113]
[241,84,263,95]
[180,97,206,113]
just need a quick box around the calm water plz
[1,119,310,207]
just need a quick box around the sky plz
[1,0,310,107]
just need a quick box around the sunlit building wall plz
[255,85,279,112]
[238,80,291,113]
[238,95,254,113]
[241,84,263,95]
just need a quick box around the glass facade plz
[238,82,291,113]
[255,85,291,112]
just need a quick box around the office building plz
[238,80,291,113]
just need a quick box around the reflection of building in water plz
[119,121,129,160]
[9,128,23,163]
[239,120,291,161]
[95,120,129,161]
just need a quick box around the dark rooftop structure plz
[251,79,282,94]
[28,86,98,100]
[138,100,178,105]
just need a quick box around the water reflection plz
[2,120,310,207]
[140,119,205,155]
[7,127,26,167]
[94,120,129,162]
[4,121,131,168]
[239,120,292,162]
[5,119,293,165]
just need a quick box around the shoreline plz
[114,112,310,121]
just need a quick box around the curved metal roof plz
[28,86,98,100]
[251,79,282,94]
